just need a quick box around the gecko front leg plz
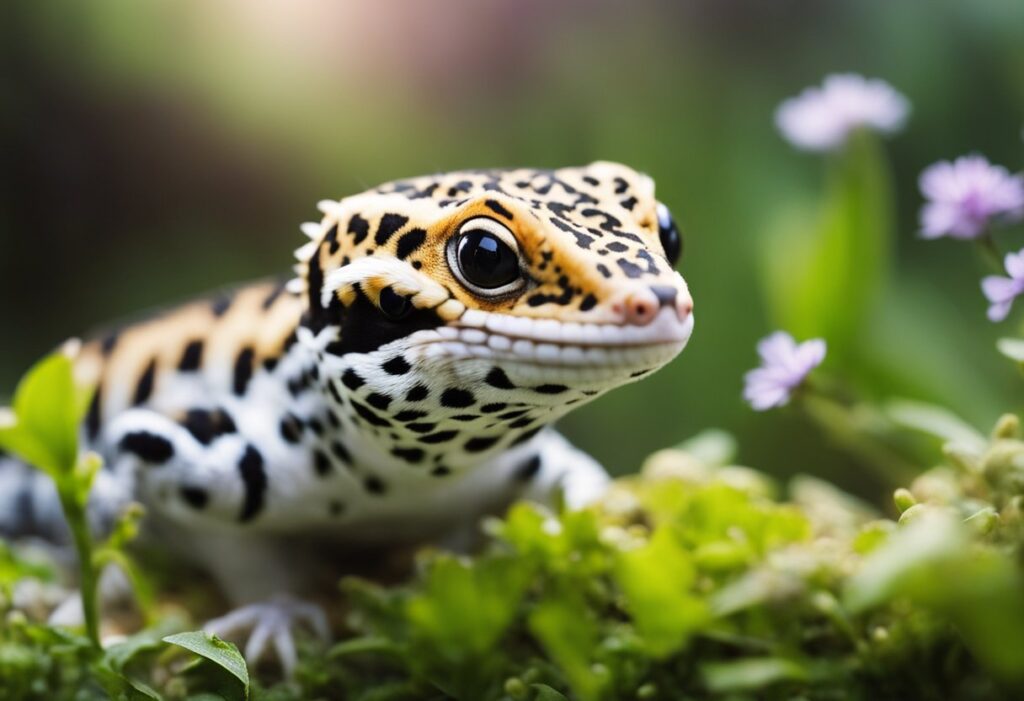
[515,430,611,510]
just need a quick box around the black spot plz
[509,417,533,428]
[375,213,409,245]
[280,413,303,444]
[396,228,427,259]
[485,367,515,390]
[331,440,352,464]
[406,422,436,434]
[391,447,425,463]
[620,196,638,211]
[481,403,507,414]
[262,357,279,372]
[323,223,340,254]
[327,410,341,429]
[211,293,233,317]
[364,476,387,495]
[420,430,458,444]
[120,431,173,464]
[100,332,119,355]
[342,369,365,390]
[617,259,644,279]
[533,384,569,395]
[238,445,267,522]
[86,387,102,441]
[596,263,612,279]
[395,410,427,421]
[514,455,542,482]
[233,347,255,396]
[262,281,287,309]
[579,294,598,312]
[406,384,429,402]
[582,175,599,186]
[352,401,391,427]
[133,359,157,406]
[441,388,476,408]
[327,381,343,404]
[314,450,332,476]
[366,393,391,411]
[431,466,451,477]
[511,426,543,446]
[465,436,500,452]
[348,214,370,245]
[614,176,629,194]
[382,356,411,375]
[451,414,478,422]
[180,486,208,509]
[498,409,529,420]
[485,199,515,220]
[329,500,345,517]
[607,241,628,253]
[308,418,324,435]
[182,409,237,445]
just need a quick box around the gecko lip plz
[405,307,694,367]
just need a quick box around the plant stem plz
[800,394,919,489]
[57,482,101,649]
[977,234,1004,273]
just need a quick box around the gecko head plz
[293,162,693,468]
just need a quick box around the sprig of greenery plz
[0,350,104,647]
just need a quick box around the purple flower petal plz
[744,332,826,411]
[775,74,908,153]
[918,155,1024,240]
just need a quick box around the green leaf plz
[760,131,894,365]
[997,337,1024,363]
[528,591,603,701]
[844,511,966,612]
[702,657,808,692]
[162,632,249,697]
[406,554,531,660]
[675,429,736,466]
[531,684,570,701]
[885,399,986,452]
[0,352,94,479]
[613,526,706,656]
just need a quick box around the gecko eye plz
[657,202,682,267]
[448,217,524,298]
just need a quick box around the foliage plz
[4,422,1024,699]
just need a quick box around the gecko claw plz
[204,595,330,675]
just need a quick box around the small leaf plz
[675,429,737,466]
[614,526,707,656]
[702,657,808,692]
[9,353,88,475]
[531,684,570,701]
[162,631,249,695]
[997,337,1024,363]
[885,399,986,452]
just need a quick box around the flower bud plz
[893,488,916,513]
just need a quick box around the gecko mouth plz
[404,306,694,368]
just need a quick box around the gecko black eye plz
[448,217,524,298]
[657,203,682,267]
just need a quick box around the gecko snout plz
[615,285,693,326]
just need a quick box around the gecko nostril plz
[649,285,678,309]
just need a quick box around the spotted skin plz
[5,162,693,623]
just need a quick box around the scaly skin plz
[3,161,694,668]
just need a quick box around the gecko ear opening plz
[379,287,413,320]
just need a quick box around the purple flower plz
[775,74,909,152]
[982,250,1024,322]
[744,332,826,411]
[919,155,1024,240]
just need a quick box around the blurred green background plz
[3,0,1024,503]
